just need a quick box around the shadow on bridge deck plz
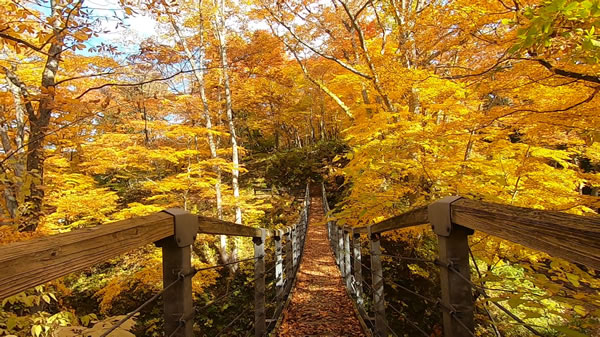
[276,196,365,337]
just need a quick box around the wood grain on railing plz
[326,196,600,269]
[0,212,174,299]
[198,216,276,238]
[361,206,428,234]
[0,212,285,300]
[451,198,600,270]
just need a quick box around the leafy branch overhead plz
[0,0,600,335]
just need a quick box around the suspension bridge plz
[0,183,599,336]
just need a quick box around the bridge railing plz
[322,183,600,337]
[0,183,311,337]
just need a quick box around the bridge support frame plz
[343,227,352,289]
[254,228,267,337]
[275,229,284,304]
[337,226,344,269]
[331,221,338,260]
[351,230,364,307]
[157,208,198,337]
[429,196,475,337]
[368,225,389,337]
[284,228,293,292]
[292,225,298,270]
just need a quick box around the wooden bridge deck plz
[277,196,365,336]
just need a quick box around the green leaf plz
[564,1,579,11]
[566,272,581,287]
[508,297,527,307]
[522,309,543,319]
[31,325,42,337]
[550,325,589,337]
[7,317,17,331]
[574,305,587,316]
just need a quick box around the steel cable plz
[100,274,183,337]
[450,312,477,337]
[187,256,262,277]
[445,265,521,294]
[166,320,183,337]
[213,305,252,337]
[200,261,277,311]
[385,301,430,337]
[463,249,543,336]
[382,276,438,305]
[376,254,436,263]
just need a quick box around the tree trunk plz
[20,5,64,231]
[214,0,242,225]
[170,5,230,266]
[1,74,26,220]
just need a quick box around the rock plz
[53,315,136,337]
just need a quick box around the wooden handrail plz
[327,197,600,270]
[0,212,174,299]
[351,206,429,234]
[0,212,284,300]
[451,198,600,270]
[0,182,311,337]
[322,186,600,337]
[198,216,277,237]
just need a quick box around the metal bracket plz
[253,228,266,245]
[162,208,198,247]
[274,229,283,240]
[428,196,462,237]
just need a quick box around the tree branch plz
[1,66,35,117]
[283,38,354,119]
[264,5,373,80]
[0,32,49,55]
[74,66,224,99]
[531,58,600,84]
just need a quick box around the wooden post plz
[352,229,364,306]
[338,226,344,270]
[298,221,304,260]
[369,225,389,337]
[429,197,474,337]
[158,209,198,337]
[343,227,352,289]
[275,230,284,304]
[160,240,193,337]
[284,229,293,292]
[302,219,307,253]
[330,221,336,252]
[292,225,298,270]
[254,229,266,337]
[333,222,339,257]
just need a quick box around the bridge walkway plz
[277,196,365,336]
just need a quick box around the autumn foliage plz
[1,0,600,335]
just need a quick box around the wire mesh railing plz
[99,220,307,337]
[0,183,311,337]
[103,184,309,337]
[320,182,600,337]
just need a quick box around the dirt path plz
[277,196,365,337]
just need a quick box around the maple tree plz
[0,0,599,335]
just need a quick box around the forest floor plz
[276,196,365,337]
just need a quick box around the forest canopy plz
[1,0,600,335]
